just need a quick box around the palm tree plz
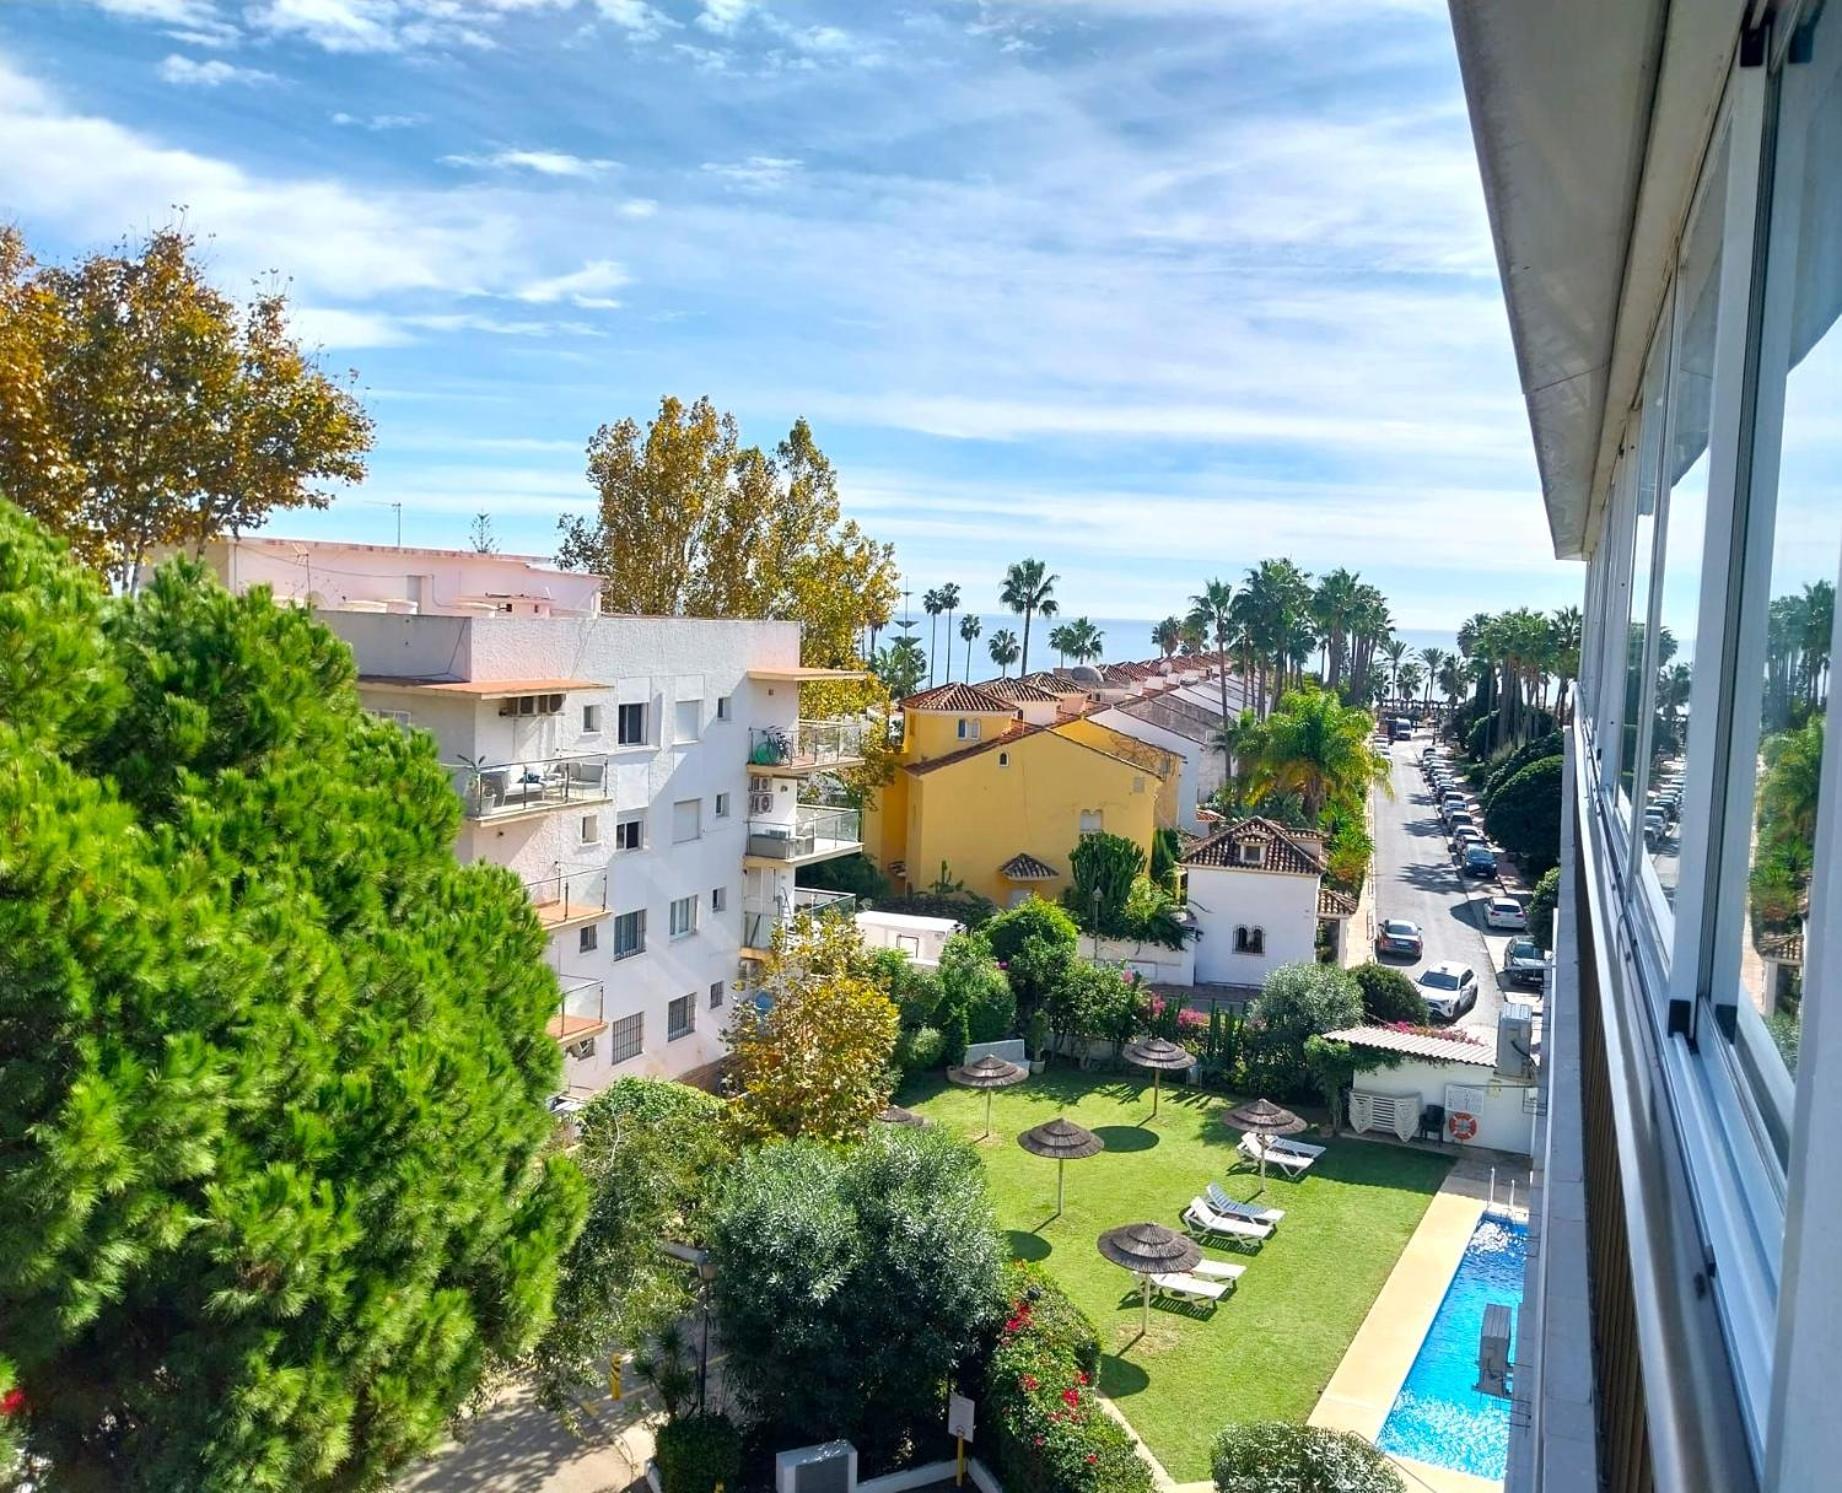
[922,588,946,689]
[1251,687,1392,821]
[938,583,962,684]
[1438,657,1465,714]
[1065,617,1104,664]
[988,628,1020,678]
[874,635,927,698]
[1000,560,1058,676]
[1418,647,1448,711]
[960,613,982,680]
[1187,579,1235,775]
[1380,639,1407,703]
[1312,567,1362,696]
[1210,708,1265,797]
[1548,606,1581,721]
[1397,662,1424,704]
[1152,617,1183,658]
[1047,622,1075,668]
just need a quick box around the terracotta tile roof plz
[1322,1025,1496,1067]
[1022,671,1090,695]
[999,851,1060,881]
[1759,931,1805,964]
[1179,816,1326,877]
[905,722,1039,776]
[900,681,1020,714]
[981,676,1063,703]
[1318,886,1359,918]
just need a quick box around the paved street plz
[1370,730,1517,1034]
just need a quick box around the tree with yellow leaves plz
[0,225,373,587]
[725,914,900,1143]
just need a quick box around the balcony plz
[742,887,858,952]
[548,975,606,1043]
[447,754,611,822]
[524,864,608,931]
[745,804,862,866]
[747,719,868,774]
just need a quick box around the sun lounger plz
[1206,1183,1285,1226]
[1237,1133,1318,1179]
[1268,1136,1326,1160]
[1190,1258,1246,1286]
[1149,1271,1229,1305]
[1182,1197,1274,1244]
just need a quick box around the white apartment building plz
[196,536,867,1094]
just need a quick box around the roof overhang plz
[747,666,870,683]
[1448,0,1739,559]
[357,675,608,695]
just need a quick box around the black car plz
[1504,937,1547,989]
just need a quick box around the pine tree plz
[0,501,586,1490]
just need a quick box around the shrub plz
[937,932,1017,1043]
[708,1127,1005,1458]
[896,1023,946,1073]
[1482,730,1564,807]
[1211,1423,1405,1493]
[877,890,998,927]
[1062,831,1145,931]
[1528,867,1561,950]
[944,1005,972,1066]
[1007,934,1079,1023]
[1351,962,1428,1025]
[986,1265,1151,1493]
[579,1075,725,1131]
[1243,963,1362,1101]
[1484,755,1564,876]
[1045,960,1141,1058]
[984,898,1080,965]
[1465,714,1494,760]
[872,946,943,1026]
[653,1413,743,1493]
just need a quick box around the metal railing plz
[742,888,858,948]
[524,863,608,925]
[747,718,869,770]
[549,975,606,1040]
[447,754,611,820]
[745,804,861,860]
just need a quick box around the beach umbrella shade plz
[1097,1221,1202,1335]
[946,1052,1028,1138]
[1018,1116,1104,1214]
[1222,1096,1307,1180]
[1122,1036,1197,1117]
[876,1104,928,1127]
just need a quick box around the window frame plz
[616,701,647,746]
[582,703,603,735]
[672,798,702,844]
[614,811,644,853]
[578,924,598,955]
[668,993,695,1041]
[607,1011,643,1065]
[613,909,646,960]
[669,894,698,939]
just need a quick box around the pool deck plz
[1308,1152,1517,1490]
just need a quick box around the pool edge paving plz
[1306,1167,1489,1447]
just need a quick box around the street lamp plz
[696,1257,717,1412]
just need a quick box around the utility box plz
[1496,1003,1536,1079]
[776,1441,857,1493]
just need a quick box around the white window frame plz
[614,812,644,853]
[715,791,731,819]
[669,894,698,939]
[578,924,598,955]
[672,799,702,844]
[617,701,647,746]
[582,703,603,735]
[579,813,601,847]
[716,695,732,721]
[613,909,646,960]
[957,718,980,741]
[711,885,727,914]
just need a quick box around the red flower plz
[1,1388,25,1417]
[1061,1387,1080,1406]
[1086,1453,1097,1464]
[1020,1374,1039,1391]
[1076,1370,1089,1385]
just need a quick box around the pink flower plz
[1,1388,24,1417]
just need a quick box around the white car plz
[1485,895,1528,930]
[1455,826,1488,851]
[1420,962,1480,1021]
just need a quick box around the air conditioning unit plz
[1497,1003,1536,1079]
[564,1036,597,1062]
[499,693,565,717]
[776,1441,856,1493]
[1476,1301,1513,1398]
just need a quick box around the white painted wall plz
[1090,704,1223,833]
[1187,865,1321,986]
[1089,933,1195,985]
[1352,1055,1537,1156]
[855,910,960,966]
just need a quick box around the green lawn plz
[899,1068,1450,1483]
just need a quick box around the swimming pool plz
[1376,1215,1525,1480]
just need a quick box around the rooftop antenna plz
[367,500,403,547]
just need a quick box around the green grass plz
[900,1067,1450,1483]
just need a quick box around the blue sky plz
[1,0,1580,631]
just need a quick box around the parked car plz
[1463,844,1499,877]
[1504,936,1548,989]
[1485,895,1528,930]
[1420,961,1479,1021]
[1446,812,1479,839]
[1441,791,1469,812]
[1455,826,1488,852]
[1376,918,1425,959]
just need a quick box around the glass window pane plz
[1620,343,1669,808]
[1644,134,1727,903]
[1729,11,1842,1107]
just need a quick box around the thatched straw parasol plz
[1097,1221,1202,1334]
[1222,1096,1307,1180]
[1018,1116,1104,1214]
[1122,1036,1197,1117]
[876,1104,927,1127]
[946,1052,1027,1138]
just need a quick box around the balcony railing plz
[742,888,858,948]
[447,754,611,820]
[747,718,869,771]
[548,975,606,1042]
[524,863,608,929]
[746,804,862,861]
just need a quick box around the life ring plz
[1448,1111,1479,1143]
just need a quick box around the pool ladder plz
[1486,1166,1527,1220]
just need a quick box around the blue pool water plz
[1377,1216,1526,1480]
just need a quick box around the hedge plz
[1211,1422,1404,1493]
[1351,962,1428,1025]
[984,1264,1151,1493]
[653,1413,743,1493]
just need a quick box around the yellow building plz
[864,681,1180,906]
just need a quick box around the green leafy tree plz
[1529,867,1561,950]
[1000,558,1059,675]
[874,633,928,698]
[1063,829,1145,931]
[1484,754,1564,876]
[1250,686,1391,821]
[1351,962,1429,1024]
[0,226,373,586]
[1152,616,1183,657]
[936,932,1017,1043]
[1187,578,1236,774]
[0,507,585,1490]
[1212,1423,1405,1493]
[1244,963,1362,1100]
[707,1128,1005,1458]
[529,1079,726,1420]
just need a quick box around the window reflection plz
[1729,8,1841,1096]
[1619,348,1667,811]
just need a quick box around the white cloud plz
[80,0,242,44]
[290,305,417,348]
[594,0,673,39]
[158,54,277,87]
[514,259,628,308]
[695,0,752,35]
[331,110,426,129]
[246,0,398,53]
[441,148,617,177]
[699,155,801,191]
[618,198,658,218]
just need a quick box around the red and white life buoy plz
[1448,1111,1479,1143]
